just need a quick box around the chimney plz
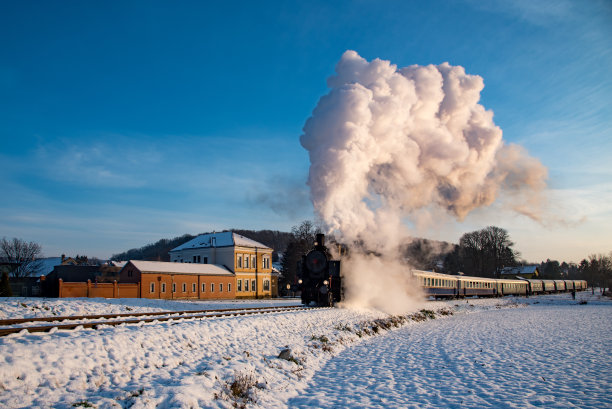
[315,233,325,249]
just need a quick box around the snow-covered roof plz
[126,260,234,276]
[110,261,127,268]
[500,265,539,276]
[32,257,63,275]
[170,232,271,252]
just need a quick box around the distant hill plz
[111,229,294,262]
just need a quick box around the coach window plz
[150,282,155,293]
[211,283,214,292]
[192,283,196,292]
[237,279,242,291]
[162,283,166,293]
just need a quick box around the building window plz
[251,280,256,292]
[192,283,196,292]
[203,257,208,264]
[245,256,249,269]
[237,279,242,291]
[162,283,166,293]
[262,257,270,269]
[172,283,176,293]
[220,283,223,292]
[150,282,155,293]
[127,270,133,277]
[228,283,231,292]
[245,280,249,291]
[252,256,256,268]
[182,283,186,292]
[202,283,205,292]
[237,255,242,268]
[193,256,197,263]
[211,283,214,292]
[263,280,270,291]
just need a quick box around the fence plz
[58,279,140,298]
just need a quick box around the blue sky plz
[1,0,611,262]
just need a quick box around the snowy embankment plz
[0,297,303,320]
[0,292,609,408]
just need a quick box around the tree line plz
[2,224,611,297]
[110,229,294,262]
[277,223,611,295]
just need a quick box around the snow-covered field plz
[0,297,303,320]
[0,292,609,408]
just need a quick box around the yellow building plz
[169,231,274,299]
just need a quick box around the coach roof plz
[126,260,234,276]
[169,231,271,252]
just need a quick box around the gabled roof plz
[170,232,271,252]
[126,260,234,276]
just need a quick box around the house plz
[500,265,540,279]
[169,231,274,299]
[119,260,235,300]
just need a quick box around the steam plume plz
[300,51,548,312]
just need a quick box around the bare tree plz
[0,237,43,278]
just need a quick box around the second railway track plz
[0,305,317,337]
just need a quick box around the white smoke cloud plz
[301,50,548,312]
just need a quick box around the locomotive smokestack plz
[315,233,325,248]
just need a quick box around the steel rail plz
[0,304,306,326]
[0,305,316,337]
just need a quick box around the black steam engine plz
[298,233,342,307]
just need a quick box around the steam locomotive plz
[298,235,587,307]
[298,234,342,307]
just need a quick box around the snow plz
[0,292,610,408]
[125,261,234,276]
[288,302,611,409]
[170,232,271,252]
[0,298,302,320]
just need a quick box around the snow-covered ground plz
[0,297,303,320]
[0,291,609,408]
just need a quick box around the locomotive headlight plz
[323,280,329,285]
[298,279,302,284]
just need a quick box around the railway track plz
[0,305,316,337]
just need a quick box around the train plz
[413,270,587,299]
[298,234,587,306]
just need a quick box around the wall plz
[140,273,236,300]
[58,279,140,299]
[235,272,273,299]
